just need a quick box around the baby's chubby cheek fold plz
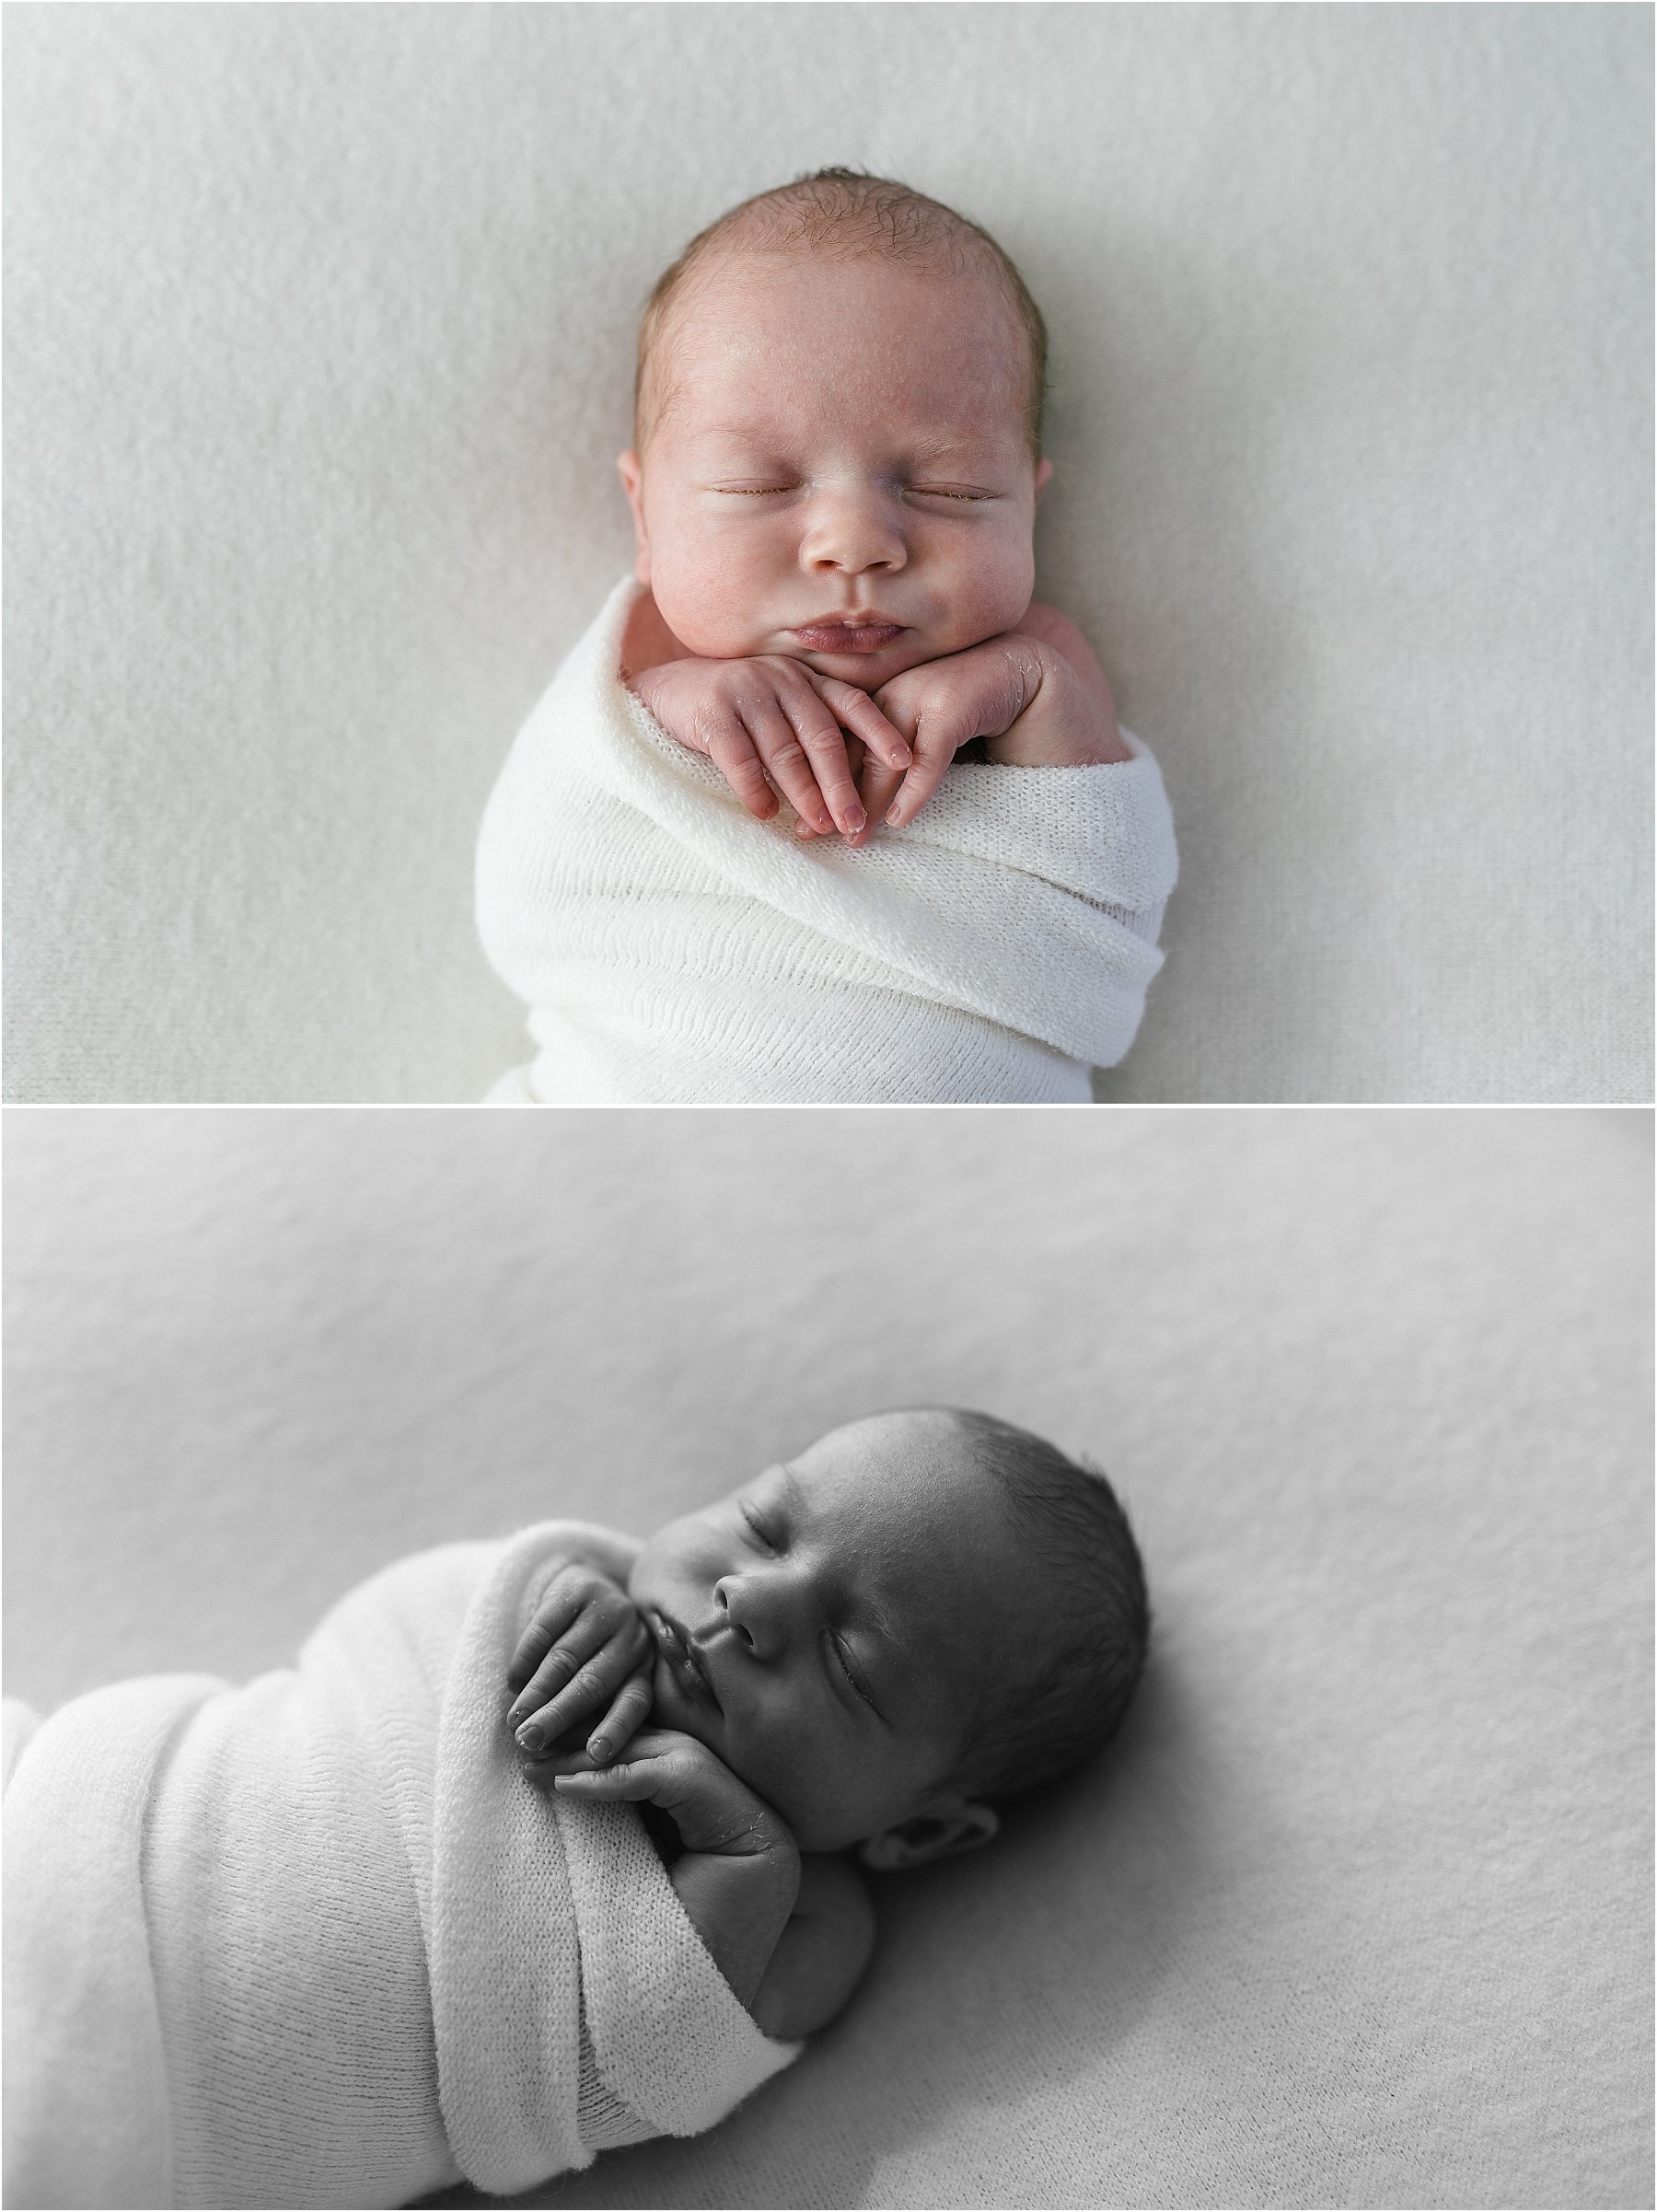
[644,554,766,662]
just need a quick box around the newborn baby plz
[477,168,1177,1105]
[506,1407,1149,2043]
[4,1409,1147,2210]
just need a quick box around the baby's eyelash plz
[738,1501,776,1549]
[833,1638,877,1711]
[713,486,989,502]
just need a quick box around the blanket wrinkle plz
[476,576,1177,1102]
[2,1522,795,2210]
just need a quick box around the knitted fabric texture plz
[2,1522,796,2209]
[475,578,1177,1103]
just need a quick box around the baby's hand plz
[863,631,1127,829]
[528,1727,802,2012]
[629,655,912,842]
[857,636,1049,831]
[505,1561,654,1766]
[532,1725,794,1862]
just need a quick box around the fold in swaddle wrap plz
[2,1522,796,2210]
[477,578,1177,1103]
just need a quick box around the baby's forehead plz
[643,243,1034,463]
[692,228,1001,298]
[794,1420,1021,1576]
[664,245,1025,374]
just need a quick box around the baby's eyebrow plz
[860,1587,909,1666]
[902,434,1001,459]
[687,426,1006,465]
[685,423,785,447]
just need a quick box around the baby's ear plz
[616,451,651,582]
[857,1800,999,1871]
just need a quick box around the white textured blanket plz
[2,1522,795,2210]
[476,579,1177,1103]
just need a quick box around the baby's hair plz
[945,1408,1149,1804]
[632,166,1049,463]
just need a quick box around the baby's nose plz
[713,1580,754,1648]
[713,1569,790,1660]
[800,484,908,573]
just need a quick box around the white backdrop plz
[4,4,1651,1104]
[3,1106,1651,2206]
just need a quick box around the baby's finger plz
[787,712,867,840]
[739,700,834,837]
[522,1618,651,1748]
[850,756,905,850]
[514,1662,614,1754]
[506,1579,587,1687]
[811,678,913,773]
[705,722,780,822]
[882,735,956,831]
[769,696,865,840]
[525,1725,679,1777]
[527,1740,670,1796]
[550,1765,662,1805]
[585,1666,655,1766]
[507,1603,628,1732]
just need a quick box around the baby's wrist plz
[625,657,709,745]
[695,1823,801,1915]
[985,634,1129,765]
[983,724,1129,768]
[689,1785,799,1870]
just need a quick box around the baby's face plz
[629,1410,1040,1852]
[619,252,1052,690]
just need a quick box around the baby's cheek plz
[650,583,755,663]
[646,537,766,657]
[938,534,1037,647]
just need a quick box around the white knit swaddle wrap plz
[476,578,1178,1103]
[2,1523,796,2209]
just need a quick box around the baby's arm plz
[748,1852,875,2040]
[532,1731,876,2037]
[1008,600,1120,740]
[533,1728,805,2017]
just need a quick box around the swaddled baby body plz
[477,169,1177,1104]
[3,1409,1148,2210]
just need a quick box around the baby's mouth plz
[793,620,906,654]
[648,1608,721,1712]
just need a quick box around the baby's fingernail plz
[892,745,911,766]
[588,1736,610,1763]
[886,803,904,826]
[516,1724,544,1755]
[842,804,866,833]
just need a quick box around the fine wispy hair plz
[945,1407,1150,1804]
[632,166,1050,460]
